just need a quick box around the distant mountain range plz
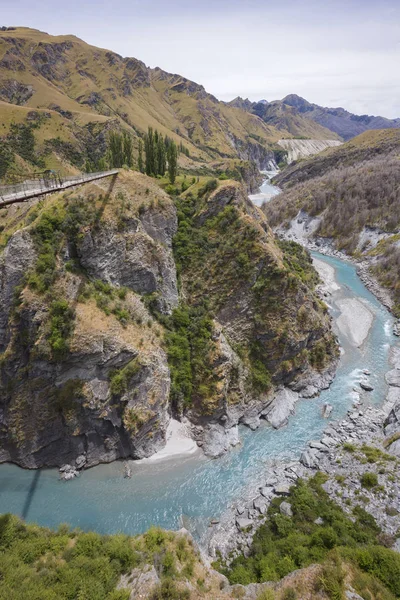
[228,94,400,141]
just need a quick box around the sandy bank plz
[139,419,199,463]
[336,298,374,347]
[312,256,340,294]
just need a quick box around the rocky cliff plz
[0,172,177,468]
[0,171,337,469]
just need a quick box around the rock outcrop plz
[0,172,175,468]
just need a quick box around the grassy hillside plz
[265,130,400,315]
[0,27,287,181]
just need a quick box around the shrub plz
[360,472,378,489]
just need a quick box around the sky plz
[1,0,400,118]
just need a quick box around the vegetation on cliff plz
[156,179,337,417]
[0,514,214,600]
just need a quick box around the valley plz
[0,21,400,600]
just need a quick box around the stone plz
[321,435,337,447]
[314,517,324,525]
[236,505,245,515]
[253,496,267,514]
[279,501,293,517]
[300,449,319,469]
[263,388,298,429]
[386,369,400,388]
[274,483,291,495]
[265,476,278,486]
[345,590,364,600]
[236,517,253,530]
[75,454,87,469]
[260,487,272,499]
[388,439,400,457]
[309,440,329,452]
[322,403,333,418]
[360,381,374,391]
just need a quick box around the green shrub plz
[110,359,140,397]
[360,472,378,489]
[48,299,75,360]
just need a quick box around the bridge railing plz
[0,170,119,207]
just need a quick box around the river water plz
[249,172,281,206]
[0,189,396,541]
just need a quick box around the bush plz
[0,514,137,600]
[150,580,190,600]
[360,472,378,489]
[48,299,75,360]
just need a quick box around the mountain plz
[266,129,400,315]
[0,27,285,180]
[229,94,400,142]
[282,93,400,141]
[229,96,340,140]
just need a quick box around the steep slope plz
[0,27,283,179]
[282,93,400,141]
[169,180,337,455]
[0,171,337,468]
[266,130,400,315]
[277,138,342,163]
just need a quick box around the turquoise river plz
[0,253,397,543]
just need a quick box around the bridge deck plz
[0,170,119,208]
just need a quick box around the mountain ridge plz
[229,93,400,141]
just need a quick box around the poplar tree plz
[167,141,178,184]
[123,131,133,167]
[145,127,155,175]
[138,139,144,173]
[157,135,166,176]
[108,132,124,168]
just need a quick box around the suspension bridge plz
[0,170,119,208]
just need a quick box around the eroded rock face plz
[0,176,175,469]
[78,209,178,314]
[0,289,171,468]
[0,229,36,352]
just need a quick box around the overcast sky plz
[2,0,400,118]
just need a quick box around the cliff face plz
[0,172,176,468]
[0,172,337,468]
[172,182,337,455]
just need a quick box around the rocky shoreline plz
[205,241,400,562]
[207,346,400,561]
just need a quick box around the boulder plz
[253,496,267,514]
[360,381,374,391]
[322,403,333,418]
[274,483,291,495]
[279,501,293,517]
[263,388,298,429]
[75,454,87,469]
[386,369,400,388]
[300,449,319,469]
[236,517,253,530]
